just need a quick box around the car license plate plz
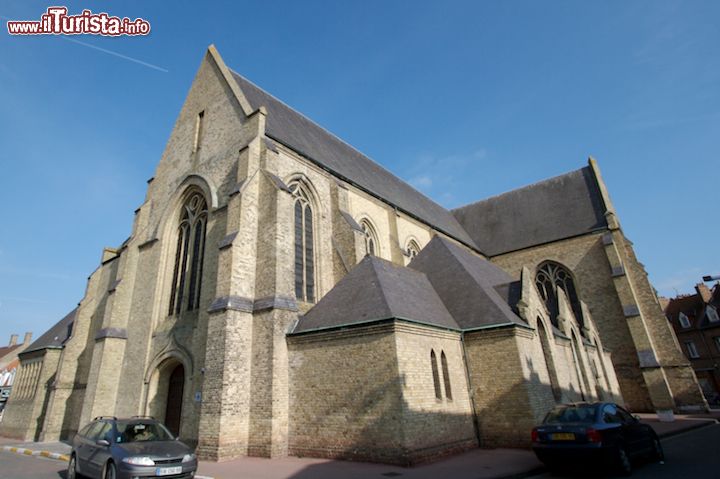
[551,432,575,440]
[156,466,182,476]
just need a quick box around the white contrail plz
[2,13,169,73]
[59,36,169,73]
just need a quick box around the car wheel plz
[103,461,116,479]
[67,455,79,479]
[651,436,664,462]
[616,446,632,476]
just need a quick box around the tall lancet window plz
[535,261,584,329]
[290,181,315,303]
[169,192,208,315]
[361,219,379,256]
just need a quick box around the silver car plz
[68,416,198,479]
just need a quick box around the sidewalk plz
[636,410,720,437]
[1,410,718,479]
[197,447,544,479]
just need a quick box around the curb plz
[2,445,70,462]
[656,418,718,439]
[2,445,214,478]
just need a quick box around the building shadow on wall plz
[281,369,572,479]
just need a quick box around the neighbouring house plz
[665,282,720,406]
[0,333,33,419]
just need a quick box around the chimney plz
[23,332,33,345]
[9,334,18,346]
[696,283,712,303]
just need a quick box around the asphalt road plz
[530,423,720,478]
[1,424,718,479]
[0,449,66,479]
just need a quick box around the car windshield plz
[543,405,598,424]
[115,421,174,443]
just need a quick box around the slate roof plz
[665,285,720,330]
[452,166,608,257]
[22,308,77,355]
[230,71,477,249]
[409,236,529,330]
[0,344,20,360]
[292,255,459,334]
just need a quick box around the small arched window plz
[535,261,584,328]
[360,219,379,256]
[406,240,421,261]
[290,181,315,303]
[169,192,207,315]
[430,349,442,400]
[440,351,452,400]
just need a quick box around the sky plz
[0,0,718,346]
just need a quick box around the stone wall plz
[393,322,477,463]
[287,323,405,463]
[491,233,655,411]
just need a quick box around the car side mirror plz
[96,439,110,447]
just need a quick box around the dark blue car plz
[531,402,663,475]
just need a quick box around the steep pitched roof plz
[409,236,528,330]
[0,345,21,365]
[292,255,458,334]
[22,308,77,355]
[452,166,608,256]
[230,71,477,249]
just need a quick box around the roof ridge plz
[452,166,587,212]
[368,256,395,318]
[229,69,469,233]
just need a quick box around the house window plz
[535,261,584,328]
[441,351,452,400]
[685,340,700,359]
[360,219,379,256]
[430,349,442,400]
[289,181,315,303]
[679,312,691,329]
[169,192,207,315]
[707,306,720,323]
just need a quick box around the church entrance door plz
[164,364,184,437]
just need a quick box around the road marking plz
[2,446,69,462]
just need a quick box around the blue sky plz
[1,1,718,345]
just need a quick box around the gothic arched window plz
[361,219,378,256]
[430,349,442,400]
[406,240,421,261]
[535,261,584,328]
[169,192,208,315]
[440,351,452,400]
[290,181,315,303]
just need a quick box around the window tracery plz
[169,192,207,315]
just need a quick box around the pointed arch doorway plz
[164,364,185,437]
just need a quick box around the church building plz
[0,46,707,465]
